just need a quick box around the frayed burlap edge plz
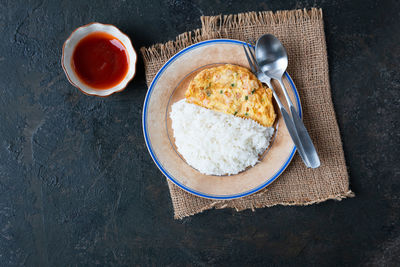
[173,190,355,220]
[140,8,323,85]
[140,29,208,64]
[200,8,322,32]
[140,29,220,85]
[141,8,322,61]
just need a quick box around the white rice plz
[170,100,274,175]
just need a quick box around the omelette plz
[185,64,276,127]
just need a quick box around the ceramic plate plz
[143,39,302,200]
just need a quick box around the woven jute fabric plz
[141,8,354,219]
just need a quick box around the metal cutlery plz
[243,43,312,167]
[255,34,320,168]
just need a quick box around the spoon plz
[256,34,320,168]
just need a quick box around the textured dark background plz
[0,0,399,266]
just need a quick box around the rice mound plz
[170,100,274,176]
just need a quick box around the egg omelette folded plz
[185,64,276,127]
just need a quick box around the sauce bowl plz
[62,22,137,96]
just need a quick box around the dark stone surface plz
[0,0,399,266]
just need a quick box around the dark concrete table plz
[0,0,399,266]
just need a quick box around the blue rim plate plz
[142,39,301,200]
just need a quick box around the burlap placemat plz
[141,8,354,219]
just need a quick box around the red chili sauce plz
[72,32,129,89]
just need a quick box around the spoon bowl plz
[256,34,288,79]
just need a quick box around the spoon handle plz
[278,78,297,112]
[277,78,321,168]
[264,80,311,167]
